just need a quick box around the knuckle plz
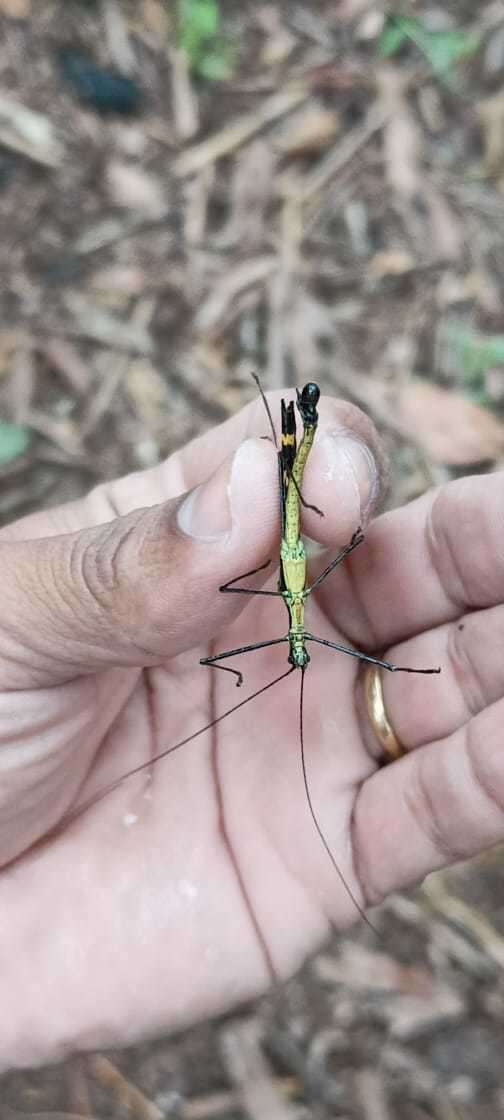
[404,755,463,865]
[73,509,164,628]
[72,504,186,654]
[426,496,471,612]
[466,721,504,823]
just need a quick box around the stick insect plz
[69,378,440,919]
[197,377,440,917]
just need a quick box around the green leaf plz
[443,323,504,385]
[378,17,410,57]
[197,43,234,80]
[176,0,233,79]
[416,28,480,74]
[0,421,30,465]
[378,14,480,75]
[177,0,219,60]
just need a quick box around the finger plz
[356,600,504,755]
[0,400,380,689]
[0,391,383,546]
[354,697,504,905]
[0,439,276,689]
[317,472,504,651]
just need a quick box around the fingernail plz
[177,457,232,541]
[320,432,378,521]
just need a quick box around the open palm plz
[0,390,501,1072]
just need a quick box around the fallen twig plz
[174,84,308,177]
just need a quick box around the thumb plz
[0,438,279,690]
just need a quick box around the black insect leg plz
[306,528,365,594]
[305,634,440,675]
[201,636,289,685]
[219,560,282,597]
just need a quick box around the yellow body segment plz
[280,415,318,669]
[283,421,316,550]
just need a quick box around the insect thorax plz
[280,538,306,595]
[288,640,310,669]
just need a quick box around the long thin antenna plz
[298,667,378,934]
[251,371,278,445]
[63,665,296,827]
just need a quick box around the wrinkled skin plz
[0,389,503,1071]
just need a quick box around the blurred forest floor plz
[2,1,504,1117]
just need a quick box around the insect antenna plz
[298,666,378,935]
[251,371,278,445]
[62,665,296,828]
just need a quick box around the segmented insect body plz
[280,384,319,671]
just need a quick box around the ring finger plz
[355,601,504,761]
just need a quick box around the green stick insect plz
[197,377,440,917]
[71,378,440,917]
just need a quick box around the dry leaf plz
[90,1055,163,1120]
[103,0,137,74]
[368,249,416,278]
[385,984,465,1040]
[90,265,146,300]
[194,255,277,334]
[106,160,165,215]
[275,103,340,156]
[220,1020,295,1120]
[377,65,421,199]
[171,46,199,141]
[126,360,168,430]
[174,86,307,177]
[423,184,463,261]
[356,10,385,40]
[479,90,504,174]
[257,6,296,67]
[399,380,504,464]
[41,338,91,396]
[418,83,446,133]
[315,943,433,996]
[0,93,63,167]
[0,0,30,16]
[219,140,274,248]
[142,0,169,37]
[0,329,28,378]
[353,373,504,465]
[336,0,374,22]
[63,293,154,355]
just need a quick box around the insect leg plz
[286,470,324,519]
[306,528,364,594]
[201,636,289,685]
[219,559,282,597]
[305,634,440,674]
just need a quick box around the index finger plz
[319,472,504,649]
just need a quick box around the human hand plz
[0,388,497,1071]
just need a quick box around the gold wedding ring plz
[364,664,405,763]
